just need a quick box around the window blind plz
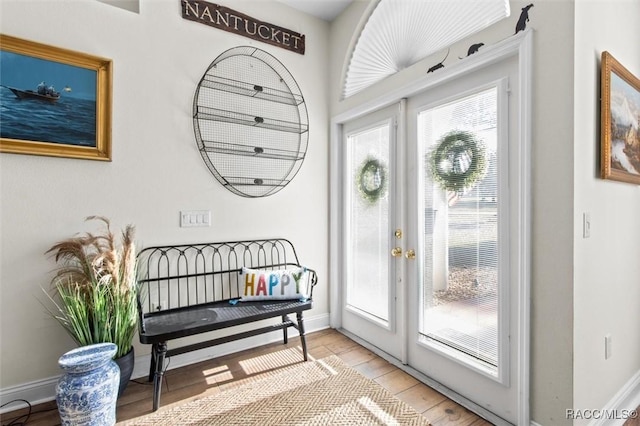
[419,87,500,368]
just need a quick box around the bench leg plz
[282,315,288,344]
[148,343,157,382]
[152,342,167,412]
[296,312,308,361]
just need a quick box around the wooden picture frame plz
[600,51,640,184]
[0,34,112,161]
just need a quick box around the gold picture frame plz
[600,51,640,184]
[0,34,112,161]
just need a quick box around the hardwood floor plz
[1,329,489,425]
[2,329,638,425]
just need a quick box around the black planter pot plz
[114,347,134,397]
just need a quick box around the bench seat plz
[139,299,313,343]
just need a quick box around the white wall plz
[573,0,640,422]
[0,0,329,394]
[329,1,576,424]
[3,0,638,422]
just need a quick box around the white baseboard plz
[588,369,640,426]
[0,377,59,414]
[527,370,640,426]
[0,313,330,414]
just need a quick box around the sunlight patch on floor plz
[357,396,400,426]
[238,347,304,375]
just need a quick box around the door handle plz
[391,247,403,257]
[405,249,416,260]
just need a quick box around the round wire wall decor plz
[193,46,309,197]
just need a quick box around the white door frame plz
[330,30,532,425]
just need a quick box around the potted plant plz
[45,216,138,396]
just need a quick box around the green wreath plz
[428,130,487,193]
[356,157,388,203]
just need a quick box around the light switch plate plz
[180,210,211,227]
[583,212,591,238]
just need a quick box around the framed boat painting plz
[600,51,640,185]
[0,34,112,161]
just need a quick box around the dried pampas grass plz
[44,216,138,358]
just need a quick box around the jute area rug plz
[123,355,431,425]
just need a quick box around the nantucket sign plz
[181,0,306,55]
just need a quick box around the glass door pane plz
[346,124,391,325]
[419,87,501,372]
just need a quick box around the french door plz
[337,37,530,425]
[341,103,405,361]
[404,53,520,424]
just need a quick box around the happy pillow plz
[239,267,310,301]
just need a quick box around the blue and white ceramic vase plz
[56,343,120,426]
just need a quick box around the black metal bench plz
[136,238,317,411]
